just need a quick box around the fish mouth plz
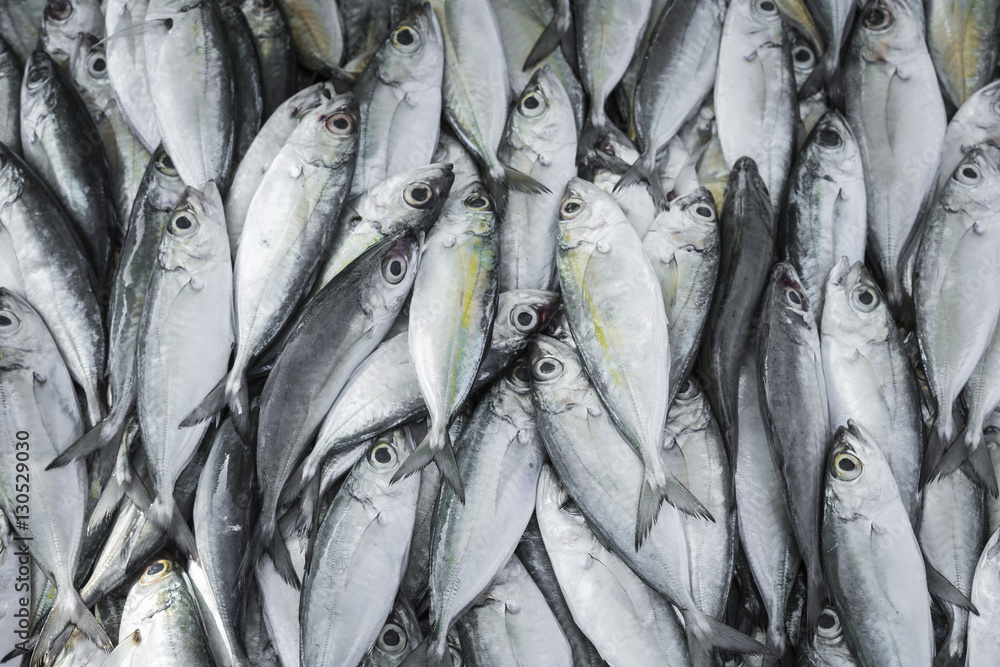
[827,256,852,288]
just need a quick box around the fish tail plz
[522,13,567,71]
[46,406,127,470]
[928,432,977,488]
[577,122,631,174]
[804,566,826,629]
[270,525,300,589]
[614,149,669,208]
[88,473,124,534]
[149,494,199,561]
[398,632,453,667]
[83,385,107,430]
[230,376,252,443]
[636,469,712,549]
[180,373,230,428]
[392,427,465,503]
[101,629,142,667]
[31,585,111,666]
[924,556,978,614]
[684,608,773,667]
[235,520,270,595]
[762,621,792,667]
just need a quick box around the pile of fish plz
[4,0,1000,664]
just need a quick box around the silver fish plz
[0,0,44,63]
[935,80,1000,196]
[219,2,265,168]
[350,3,443,199]
[821,258,923,523]
[0,37,20,153]
[301,428,419,667]
[240,0,297,118]
[926,0,1000,108]
[822,421,934,667]
[39,0,103,68]
[277,0,345,71]
[359,596,424,667]
[104,0,160,152]
[966,527,1000,665]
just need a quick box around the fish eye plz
[508,360,532,388]
[862,3,894,31]
[792,44,815,70]
[510,305,539,334]
[376,622,407,653]
[832,452,863,481]
[368,441,398,468]
[139,559,172,584]
[381,252,408,284]
[45,0,72,21]
[325,112,355,135]
[519,91,547,118]
[448,646,465,667]
[598,139,616,157]
[168,211,198,237]
[690,202,716,222]
[253,0,275,10]
[391,25,421,53]
[816,127,843,149]
[155,151,178,177]
[756,0,778,15]
[851,285,879,312]
[676,378,699,400]
[560,196,585,219]
[0,309,20,335]
[26,61,51,89]
[531,356,564,382]
[785,288,803,306]
[87,50,108,78]
[954,163,983,185]
[464,192,490,211]
[816,607,842,639]
[404,182,434,208]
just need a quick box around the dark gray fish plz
[220,2,265,170]
[240,0,297,118]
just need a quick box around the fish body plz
[926,0,1000,108]
[240,0,297,118]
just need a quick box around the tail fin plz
[31,586,111,667]
[522,11,569,71]
[614,149,669,208]
[636,470,713,549]
[483,163,550,222]
[83,385,108,431]
[392,428,464,503]
[763,620,792,667]
[149,495,199,561]
[230,378,252,443]
[180,374,229,428]
[927,430,998,496]
[925,557,978,615]
[102,629,142,667]
[269,527,300,589]
[88,474,124,534]
[47,408,128,470]
[235,519,272,595]
[684,608,773,667]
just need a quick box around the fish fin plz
[927,435,980,488]
[614,150,669,208]
[522,15,564,71]
[924,557,978,615]
[235,520,271,595]
[398,634,453,667]
[88,474,124,534]
[269,526,300,589]
[635,469,713,550]
[685,609,774,667]
[932,654,964,667]
[180,374,229,428]
[100,629,141,667]
[577,123,631,175]
[393,429,464,503]
[965,431,999,497]
[230,378,252,444]
[32,586,111,666]
[301,474,324,578]
[46,411,126,470]
[635,476,664,550]
[149,495,199,561]
[504,166,550,195]
[763,622,792,667]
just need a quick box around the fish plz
[821,258,924,523]
[276,0,345,72]
[104,0,160,153]
[756,262,830,626]
[822,421,935,667]
[966,527,1000,665]
[934,80,1000,197]
[240,0,297,119]
[535,465,690,666]
[781,111,867,321]
[617,0,725,205]
[0,143,107,430]
[117,558,212,665]
[530,335,769,667]
[557,177,707,545]
[642,187,720,405]
[916,148,1000,489]
[843,0,947,319]
[405,361,545,665]
[715,0,797,216]
[805,0,856,89]
[316,162,454,291]
[699,157,776,459]
[301,428,419,667]
[136,183,234,557]
[391,182,498,499]
[0,288,110,664]
[143,0,235,187]
[185,92,358,438]
[240,233,420,589]
[925,0,1000,108]
[0,0,44,63]
[427,0,546,215]
[0,36,21,153]
[21,48,118,284]
[450,554,574,667]
[796,606,861,666]
[219,2,265,169]
[350,3,444,199]
[39,0,104,68]
[359,596,424,667]
[497,66,578,293]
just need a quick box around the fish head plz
[939,145,1000,218]
[0,287,49,367]
[790,32,818,89]
[660,187,718,248]
[67,33,107,104]
[825,420,896,517]
[804,110,862,179]
[376,2,444,85]
[357,162,455,233]
[122,557,188,624]
[528,334,589,416]
[557,177,626,247]
[350,427,416,499]
[0,143,27,203]
[436,181,496,237]
[765,262,815,330]
[359,232,422,322]
[848,0,924,64]
[41,0,103,68]
[366,596,422,665]
[145,147,186,211]
[241,0,284,36]
[489,290,560,360]
[21,49,61,118]
[736,0,785,43]
[822,257,892,346]
[721,157,772,234]
[576,123,636,179]
[953,79,1000,136]
[813,605,849,650]
[506,66,577,152]
[665,376,713,435]
[299,92,361,168]
[158,182,229,270]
